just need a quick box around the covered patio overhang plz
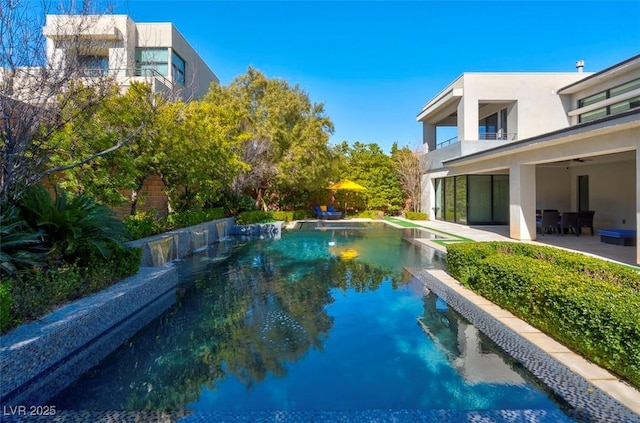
[441,109,640,264]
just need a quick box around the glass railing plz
[434,132,517,150]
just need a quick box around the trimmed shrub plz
[293,210,314,220]
[236,210,273,225]
[446,241,640,387]
[124,207,226,240]
[271,211,294,222]
[405,211,427,220]
[355,210,385,219]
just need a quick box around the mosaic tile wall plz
[405,268,640,423]
[0,267,178,407]
[127,217,235,267]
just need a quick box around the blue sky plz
[114,1,640,153]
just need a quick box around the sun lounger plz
[597,229,636,246]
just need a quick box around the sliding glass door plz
[434,174,509,225]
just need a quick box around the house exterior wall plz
[43,15,218,100]
[458,73,587,140]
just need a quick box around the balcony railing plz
[436,136,458,149]
[479,132,517,141]
[434,132,518,150]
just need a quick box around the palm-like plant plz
[0,204,46,276]
[18,185,131,263]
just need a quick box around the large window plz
[578,78,640,122]
[136,48,169,77]
[435,174,509,225]
[78,55,108,76]
[172,51,186,85]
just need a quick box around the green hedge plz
[405,211,428,220]
[124,207,225,239]
[237,210,314,225]
[354,210,385,219]
[446,241,640,387]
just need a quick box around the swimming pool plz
[50,222,579,421]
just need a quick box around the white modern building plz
[417,55,640,263]
[43,14,218,100]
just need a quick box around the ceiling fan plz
[571,158,593,163]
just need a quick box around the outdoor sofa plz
[313,205,342,220]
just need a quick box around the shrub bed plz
[446,241,640,387]
[1,245,141,334]
[405,211,428,220]
[124,207,225,239]
[237,210,313,225]
[354,210,385,219]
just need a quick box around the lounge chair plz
[313,205,327,219]
[325,205,342,220]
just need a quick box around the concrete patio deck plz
[401,219,638,268]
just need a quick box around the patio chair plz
[536,210,559,236]
[577,210,595,236]
[557,212,579,236]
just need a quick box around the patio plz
[404,219,639,268]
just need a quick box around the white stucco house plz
[43,14,218,100]
[417,55,640,263]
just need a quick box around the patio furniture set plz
[536,209,636,246]
[313,205,343,220]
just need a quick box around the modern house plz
[43,14,218,100]
[417,55,640,264]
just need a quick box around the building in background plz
[43,14,218,100]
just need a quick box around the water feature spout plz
[190,229,208,252]
[148,236,176,266]
[216,221,228,241]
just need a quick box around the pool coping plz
[405,267,640,422]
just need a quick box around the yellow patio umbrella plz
[327,179,367,215]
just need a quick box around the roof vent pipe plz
[575,60,585,73]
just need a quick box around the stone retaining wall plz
[0,217,236,407]
[0,267,178,406]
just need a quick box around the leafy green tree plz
[337,141,404,214]
[50,82,161,213]
[205,67,335,210]
[156,100,250,211]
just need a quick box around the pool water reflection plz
[50,223,574,420]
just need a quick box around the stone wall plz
[0,217,236,407]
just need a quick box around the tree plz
[204,67,335,210]
[0,0,140,204]
[391,142,426,213]
[156,99,250,211]
[49,82,162,212]
[338,141,404,214]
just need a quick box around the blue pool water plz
[50,222,576,420]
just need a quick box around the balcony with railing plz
[479,132,517,141]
